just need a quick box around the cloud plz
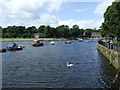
[0,0,106,29]
[39,13,58,24]
[0,0,62,27]
[5,0,44,21]
[46,1,63,13]
[51,19,103,29]
[94,0,114,15]
[75,9,83,12]
[6,13,59,28]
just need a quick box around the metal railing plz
[98,40,120,52]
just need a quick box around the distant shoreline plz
[0,38,99,42]
[0,38,67,42]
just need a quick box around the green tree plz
[71,25,80,38]
[56,25,69,38]
[100,1,120,41]
[44,25,51,38]
[12,33,17,38]
[38,25,45,33]
[85,29,92,37]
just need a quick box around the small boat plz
[7,43,24,51]
[68,41,72,44]
[13,45,24,51]
[79,39,83,42]
[33,40,44,46]
[7,42,17,51]
[50,41,55,45]
[0,48,6,53]
[64,42,68,44]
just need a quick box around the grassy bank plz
[0,37,99,42]
[0,38,68,42]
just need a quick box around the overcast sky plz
[0,0,114,29]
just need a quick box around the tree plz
[12,33,17,38]
[100,1,120,41]
[44,25,51,38]
[38,25,45,33]
[22,34,28,38]
[79,29,84,37]
[25,26,37,38]
[85,30,92,37]
[56,25,69,38]
[71,25,80,38]
[26,26,37,34]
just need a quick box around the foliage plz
[2,25,98,38]
[100,1,120,40]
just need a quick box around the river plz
[1,40,117,88]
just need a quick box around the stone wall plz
[97,44,120,70]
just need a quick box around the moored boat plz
[7,42,17,51]
[50,41,55,45]
[33,40,44,46]
[0,48,6,53]
[79,39,83,42]
[64,42,68,44]
[16,45,24,50]
[68,41,72,44]
[7,43,24,51]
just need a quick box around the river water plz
[1,40,117,88]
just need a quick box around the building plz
[91,32,101,38]
[34,33,44,38]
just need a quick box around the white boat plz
[50,41,55,45]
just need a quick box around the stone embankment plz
[97,43,120,70]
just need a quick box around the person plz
[110,40,113,49]
[108,40,110,49]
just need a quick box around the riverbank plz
[97,43,120,70]
[0,37,99,42]
[0,38,67,42]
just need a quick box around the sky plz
[0,0,115,29]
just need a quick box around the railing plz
[98,40,120,52]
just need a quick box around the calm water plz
[2,40,117,88]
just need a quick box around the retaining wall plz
[97,44,120,70]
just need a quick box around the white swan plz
[67,62,73,67]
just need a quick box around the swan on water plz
[67,62,73,67]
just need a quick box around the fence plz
[98,40,120,52]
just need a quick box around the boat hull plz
[33,43,44,46]
[64,42,68,44]
[0,48,6,53]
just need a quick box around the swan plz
[67,62,73,67]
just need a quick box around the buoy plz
[45,43,47,45]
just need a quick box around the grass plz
[0,38,68,42]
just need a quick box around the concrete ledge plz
[97,44,119,70]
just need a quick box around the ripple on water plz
[2,41,117,88]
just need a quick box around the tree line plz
[100,0,120,41]
[1,25,98,38]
